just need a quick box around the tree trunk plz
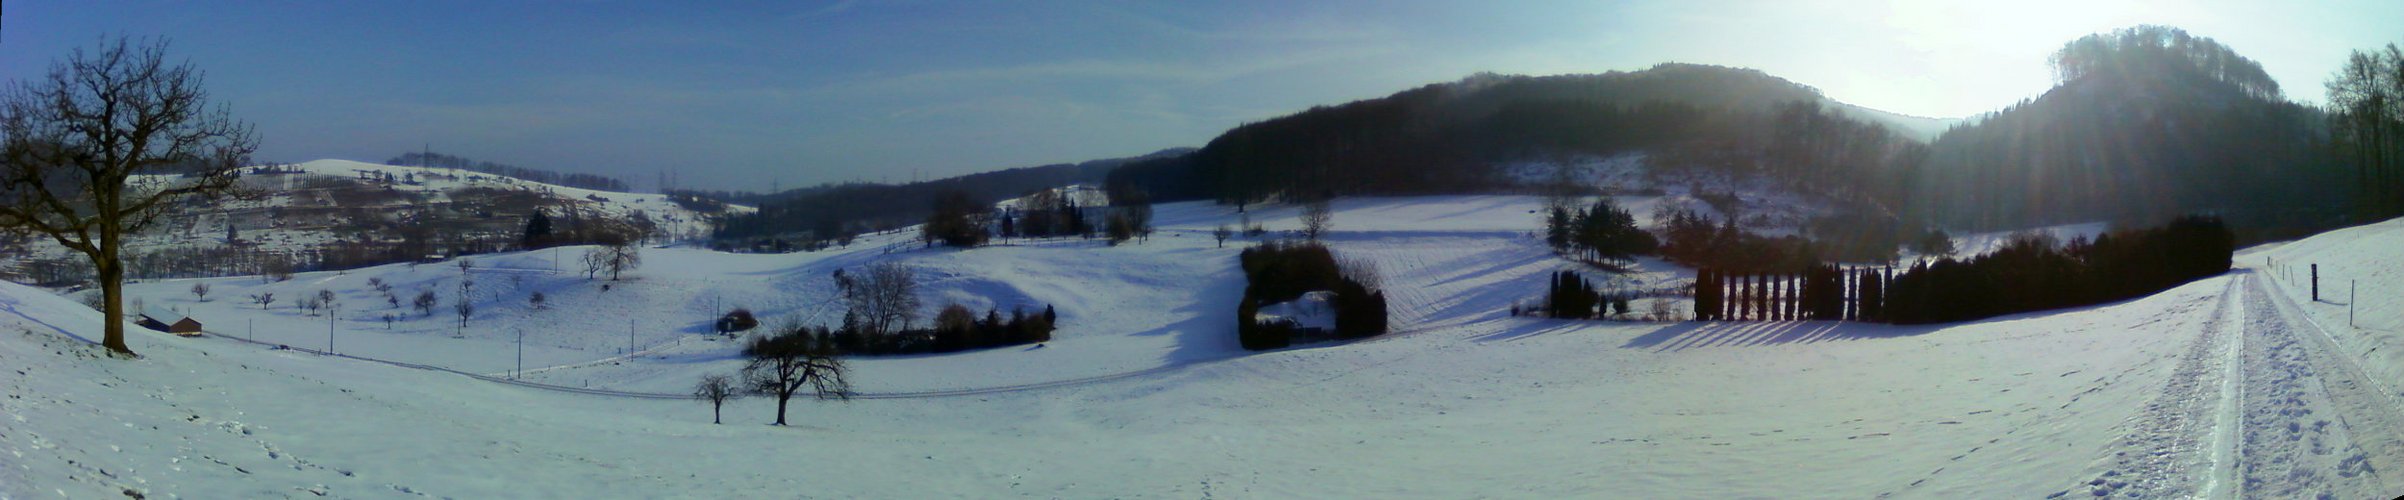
[712,401,723,425]
[773,390,791,425]
[98,259,133,355]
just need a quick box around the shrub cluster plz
[1884,215,2233,324]
[824,305,1056,355]
[714,308,759,334]
[1544,197,1656,264]
[1234,241,1388,350]
[1654,208,1822,274]
[1542,270,1623,319]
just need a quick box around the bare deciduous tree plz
[583,235,641,280]
[833,262,919,336]
[412,289,438,317]
[1213,224,1232,248]
[189,282,210,302]
[692,373,740,425]
[1299,198,1333,241]
[454,279,475,335]
[742,324,849,426]
[0,37,258,355]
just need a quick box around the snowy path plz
[2070,276,2247,498]
[2235,272,2404,498]
[2078,272,2404,498]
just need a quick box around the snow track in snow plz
[2236,272,2403,498]
[2072,276,2244,498]
[2073,272,2404,499]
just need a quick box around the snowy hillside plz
[6,200,2401,497]
[2254,217,2404,393]
[4,159,748,285]
[1501,153,1851,237]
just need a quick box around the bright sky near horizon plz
[3,0,2398,191]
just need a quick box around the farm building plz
[135,308,204,336]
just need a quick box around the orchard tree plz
[692,373,740,425]
[742,324,850,426]
[0,37,258,355]
[413,289,438,317]
[189,282,210,302]
[454,279,475,335]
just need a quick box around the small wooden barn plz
[136,308,204,337]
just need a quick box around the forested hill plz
[1106,63,1934,205]
[1914,25,2345,239]
[713,148,1190,245]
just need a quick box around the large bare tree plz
[742,324,850,426]
[833,261,919,336]
[0,38,256,356]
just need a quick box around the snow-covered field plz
[4,196,2401,497]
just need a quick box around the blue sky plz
[4,0,2398,190]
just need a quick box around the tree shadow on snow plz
[1615,272,2247,352]
[1619,320,1947,352]
[1135,257,1252,365]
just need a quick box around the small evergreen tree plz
[523,209,554,248]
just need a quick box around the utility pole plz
[2312,264,2320,302]
[629,318,636,355]
[326,306,336,354]
[514,327,525,379]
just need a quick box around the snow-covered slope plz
[2254,217,2404,391]
[8,199,2400,497]
[5,159,747,285]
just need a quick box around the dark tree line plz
[1692,265,1889,322]
[1682,217,2230,324]
[1107,64,1930,208]
[2327,42,2404,221]
[1766,101,1928,217]
[1540,270,1634,320]
[1919,26,2344,241]
[1234,241,1388,350]
[388,151,630,192]
[1000,187,1093,240]
[1653,208,1825,275]
[1544,197,1656,264]
[2051,25,2281,101]
[1883,216,2233,324]
[716,149,1184,248]
[823,304,1055,356]
[921,190,991,248]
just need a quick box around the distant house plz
[136,308,204,337]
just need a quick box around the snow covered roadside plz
[10,201,2402,497]
[7,268,2273,497]
[2253,216,2404,396]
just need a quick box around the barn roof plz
[139,307,190,323]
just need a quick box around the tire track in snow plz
[2234,273,2402,498]
[2067,276,2244,499]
